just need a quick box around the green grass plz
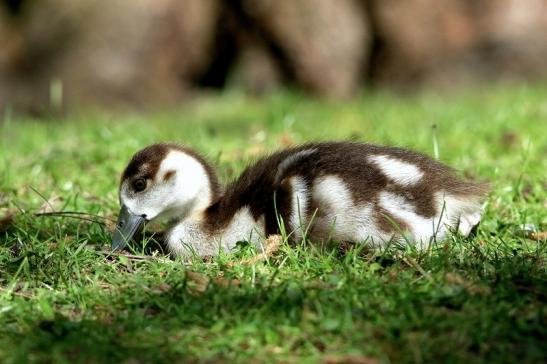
[1,84,546,363]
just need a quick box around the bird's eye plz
[132,178,147,192]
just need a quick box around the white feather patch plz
[166,207,265,257]
[368,154,424,186]
[435,192,483,237]
[275,148,317,183]
[309,175,388,245]
[377,191,484,248]
[378,191,440,246]
[288,176,308,240]
[458,211,481,236]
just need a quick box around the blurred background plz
[1,0,547,114]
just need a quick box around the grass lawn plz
[0,84,546,363]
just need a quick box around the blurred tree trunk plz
[0,0,220,113]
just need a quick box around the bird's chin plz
[153,205,191,225]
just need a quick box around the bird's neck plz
[165,193,265,257]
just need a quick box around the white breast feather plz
[218,207,265,251]
[166,207,265,257]
[166,220,209,256]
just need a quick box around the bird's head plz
[112,143,220,250]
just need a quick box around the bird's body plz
[113,142,488,256]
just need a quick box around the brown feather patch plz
[163,170,176,182]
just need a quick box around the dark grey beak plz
[111,205,146,250]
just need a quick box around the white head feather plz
[120,150,213,223]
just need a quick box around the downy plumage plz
[112,142,488,256]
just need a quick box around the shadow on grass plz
[3,251,547,363]
[6,281,312,362]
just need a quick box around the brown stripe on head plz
[120,143,222,200]
[121,144,170,185]
[163,170,176,182]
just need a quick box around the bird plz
[112,142,488,256]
